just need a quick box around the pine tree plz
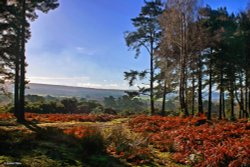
[124,0,163,115]
[0,0,59,122]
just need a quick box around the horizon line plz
[28,82,135,92]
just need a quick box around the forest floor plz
[0,116,183,167]
[0,113,249,167]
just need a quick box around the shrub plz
[63,126,104,155]
[129,115,250,166]
[104,125,152,165]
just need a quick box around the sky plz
[26,0,249,90]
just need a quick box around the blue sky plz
[26,0,249,90]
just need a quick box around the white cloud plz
[76,83,102,88]
[28,76,126,89]
[76,83,123,90]
[28,75,138,90]
[75,47,96,56]
[28,76,89,80]
[28,76,90,86]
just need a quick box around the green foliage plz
[78,100,104,114]
[0,0,60,122]
[25,101,65,114]
[61,98,78,114]
[124,70,148,86]
[124,0,164,115]
[104,124,152,164]
[104,95,147,114]
[79,128,104,155]
[124,0,163,57]
[1,95,106,114]
[103,96,116,109]
[0,127,105,167]
[26,95,45,103]
[21,155,59,167]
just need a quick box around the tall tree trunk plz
[161,80,167,116]
[219,88,222,120]
[179,72,185,115]
[239,74,244,119]
[150,39,155,115]
[191,73,195,116]
[230,87,235,121]
[14,61,20,117]
[198,54,203,115]
[18,0,26,122]
[184,70,188,114]
[179,13,185,116]
[230,92,235,120]
[207,60,212,120]
[235,89,244,119]
[14,29,20,118]
[219,65,224,119]
[222,91,226,118]
[179,13,188,117]
[180,62,188,116]
[245,76,249,118]
[183,14,189,116]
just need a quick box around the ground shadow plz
[0,121,130,167]
[22,120,44,132]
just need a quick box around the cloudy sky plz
[26,0,249,90]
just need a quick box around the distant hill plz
[6,83,220,102]
[26,83,126,100]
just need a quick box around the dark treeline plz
[0,0,59,122]
[125,0,250,120]
[0,94,149,115]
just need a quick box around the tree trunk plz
[17,0,26,122]
[235,89,244,119]
[191,73,195,116]
[184,71,189,115]
[198,54,203,115]
[207,61,212,120]
[239,75,244,119]
[150,39,155,115]
[245,77,249,118]
[183,14,189,116]
[230,87,235,121]
[14,62,20,117]
[180,63,188,116]
[179,13,188,117]
[219,66,225,119]
[14,29,20,118]
[179,13,184,115]
[219,89,222,120]
[222,91,226,118]
[230,92,235,120]
[161,80,167,116]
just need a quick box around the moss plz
[0,156,15,165]
[21,155,58,167]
